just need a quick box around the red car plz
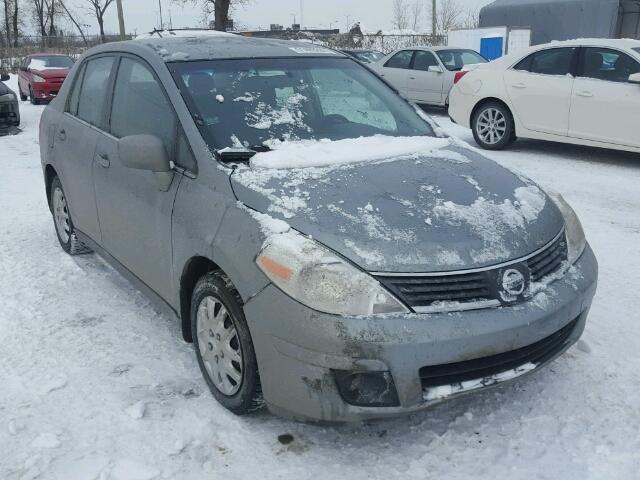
[18,54,74,105]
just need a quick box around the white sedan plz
[370,47,487,106]
[448,39,640,152]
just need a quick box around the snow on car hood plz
[230,136,565,273]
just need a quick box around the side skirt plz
[75,230,181,325]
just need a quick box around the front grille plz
[377,271,491,308]
[375,230,567,312]
[527,233,567,282]
[420,317,578,389]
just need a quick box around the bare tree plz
[431,0,463,35]
[173,0,250,31]
[0,0,17,47]
[31,0,54,37]
[410,0,423,32]
[461,5,480,29]
[59,0,87,44]
[11,0,18,46]
[392,0,409,31]
[2,0,11,46]
[82,0,114,41]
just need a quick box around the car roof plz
[534,38,640,50]
[83,34,347,63]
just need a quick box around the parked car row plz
[39,33,597,422]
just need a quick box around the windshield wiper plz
[216,145,271,162]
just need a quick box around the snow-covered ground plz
[1,73,639,479]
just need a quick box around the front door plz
[406,50,444,104]
[92,56,181,301]
[504,47,577,136]
[569,47,640,148]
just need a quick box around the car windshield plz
[634,47,640,55]
[29,56,74,69]
[436,49,487,71]
[169,57,433,151]
[351,51,384,63]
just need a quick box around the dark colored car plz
[39,35,597,423]
[18,54,74,104]
[0,71,20,130]
[341,49,385,63]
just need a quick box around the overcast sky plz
[96,0,494,36]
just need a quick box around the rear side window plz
[385,50,413,69]
[514,48,576,76]
[412,51,438,71]
[109,57,177,158]
[77,56,115,127]
[67,63,86,116]
[580,47,640,83]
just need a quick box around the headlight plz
[32,74,46,83]
[256,231,408,316]
[0,92,15,101]
[549,192,586,264]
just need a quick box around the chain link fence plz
[0,35,132,72]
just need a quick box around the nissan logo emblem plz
[502,268,526,296]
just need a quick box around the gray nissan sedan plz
[39,34,597,422]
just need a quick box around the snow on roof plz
[135,29,235,40]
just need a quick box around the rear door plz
[376,50,413,97]
[406,50,444,104]
[54,55,116,243]
[92,55,183,301]
[569,47,640,148]
[503,47,577,136]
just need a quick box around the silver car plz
[39,35,597,422]
[372,47,487,107]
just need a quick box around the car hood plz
[230,140,564,273]
[32,68,70,79]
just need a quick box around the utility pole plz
[432,0,437,36]
[116,0,126,40]
[158,0,164,30]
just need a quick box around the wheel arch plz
[179,256,235,343]
[44,164,58,212]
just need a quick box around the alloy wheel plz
[196,296,243,396]
[476,107,507,145]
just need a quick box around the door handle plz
[97,153,110,168]
[57,129,66,141]
[576,91,593,98]
[409,76,416,80]
[512,83,527,89]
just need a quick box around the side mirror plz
[629,73,640,84]
[0,73,9,82]
[118,134,174,191]
[428,65,443,74]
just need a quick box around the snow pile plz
[246,94,309,131]
[251,135,452,169]
[135,29,234,39]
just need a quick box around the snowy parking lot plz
[1,73,639,479]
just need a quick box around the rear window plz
[76,56,115,127]
[436,49,487,71]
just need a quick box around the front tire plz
[29,86,39,105]
[50,176,91,255]
[472,102,516,150]
[19,86,27,101]
[191,271,262,414]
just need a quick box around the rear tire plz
[50,176,92,255]
[191,271,262,415]
[472,101,516,150]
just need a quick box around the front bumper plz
[31,82,62,101]
[244,246,597,423]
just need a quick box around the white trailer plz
[447,26,532,60]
